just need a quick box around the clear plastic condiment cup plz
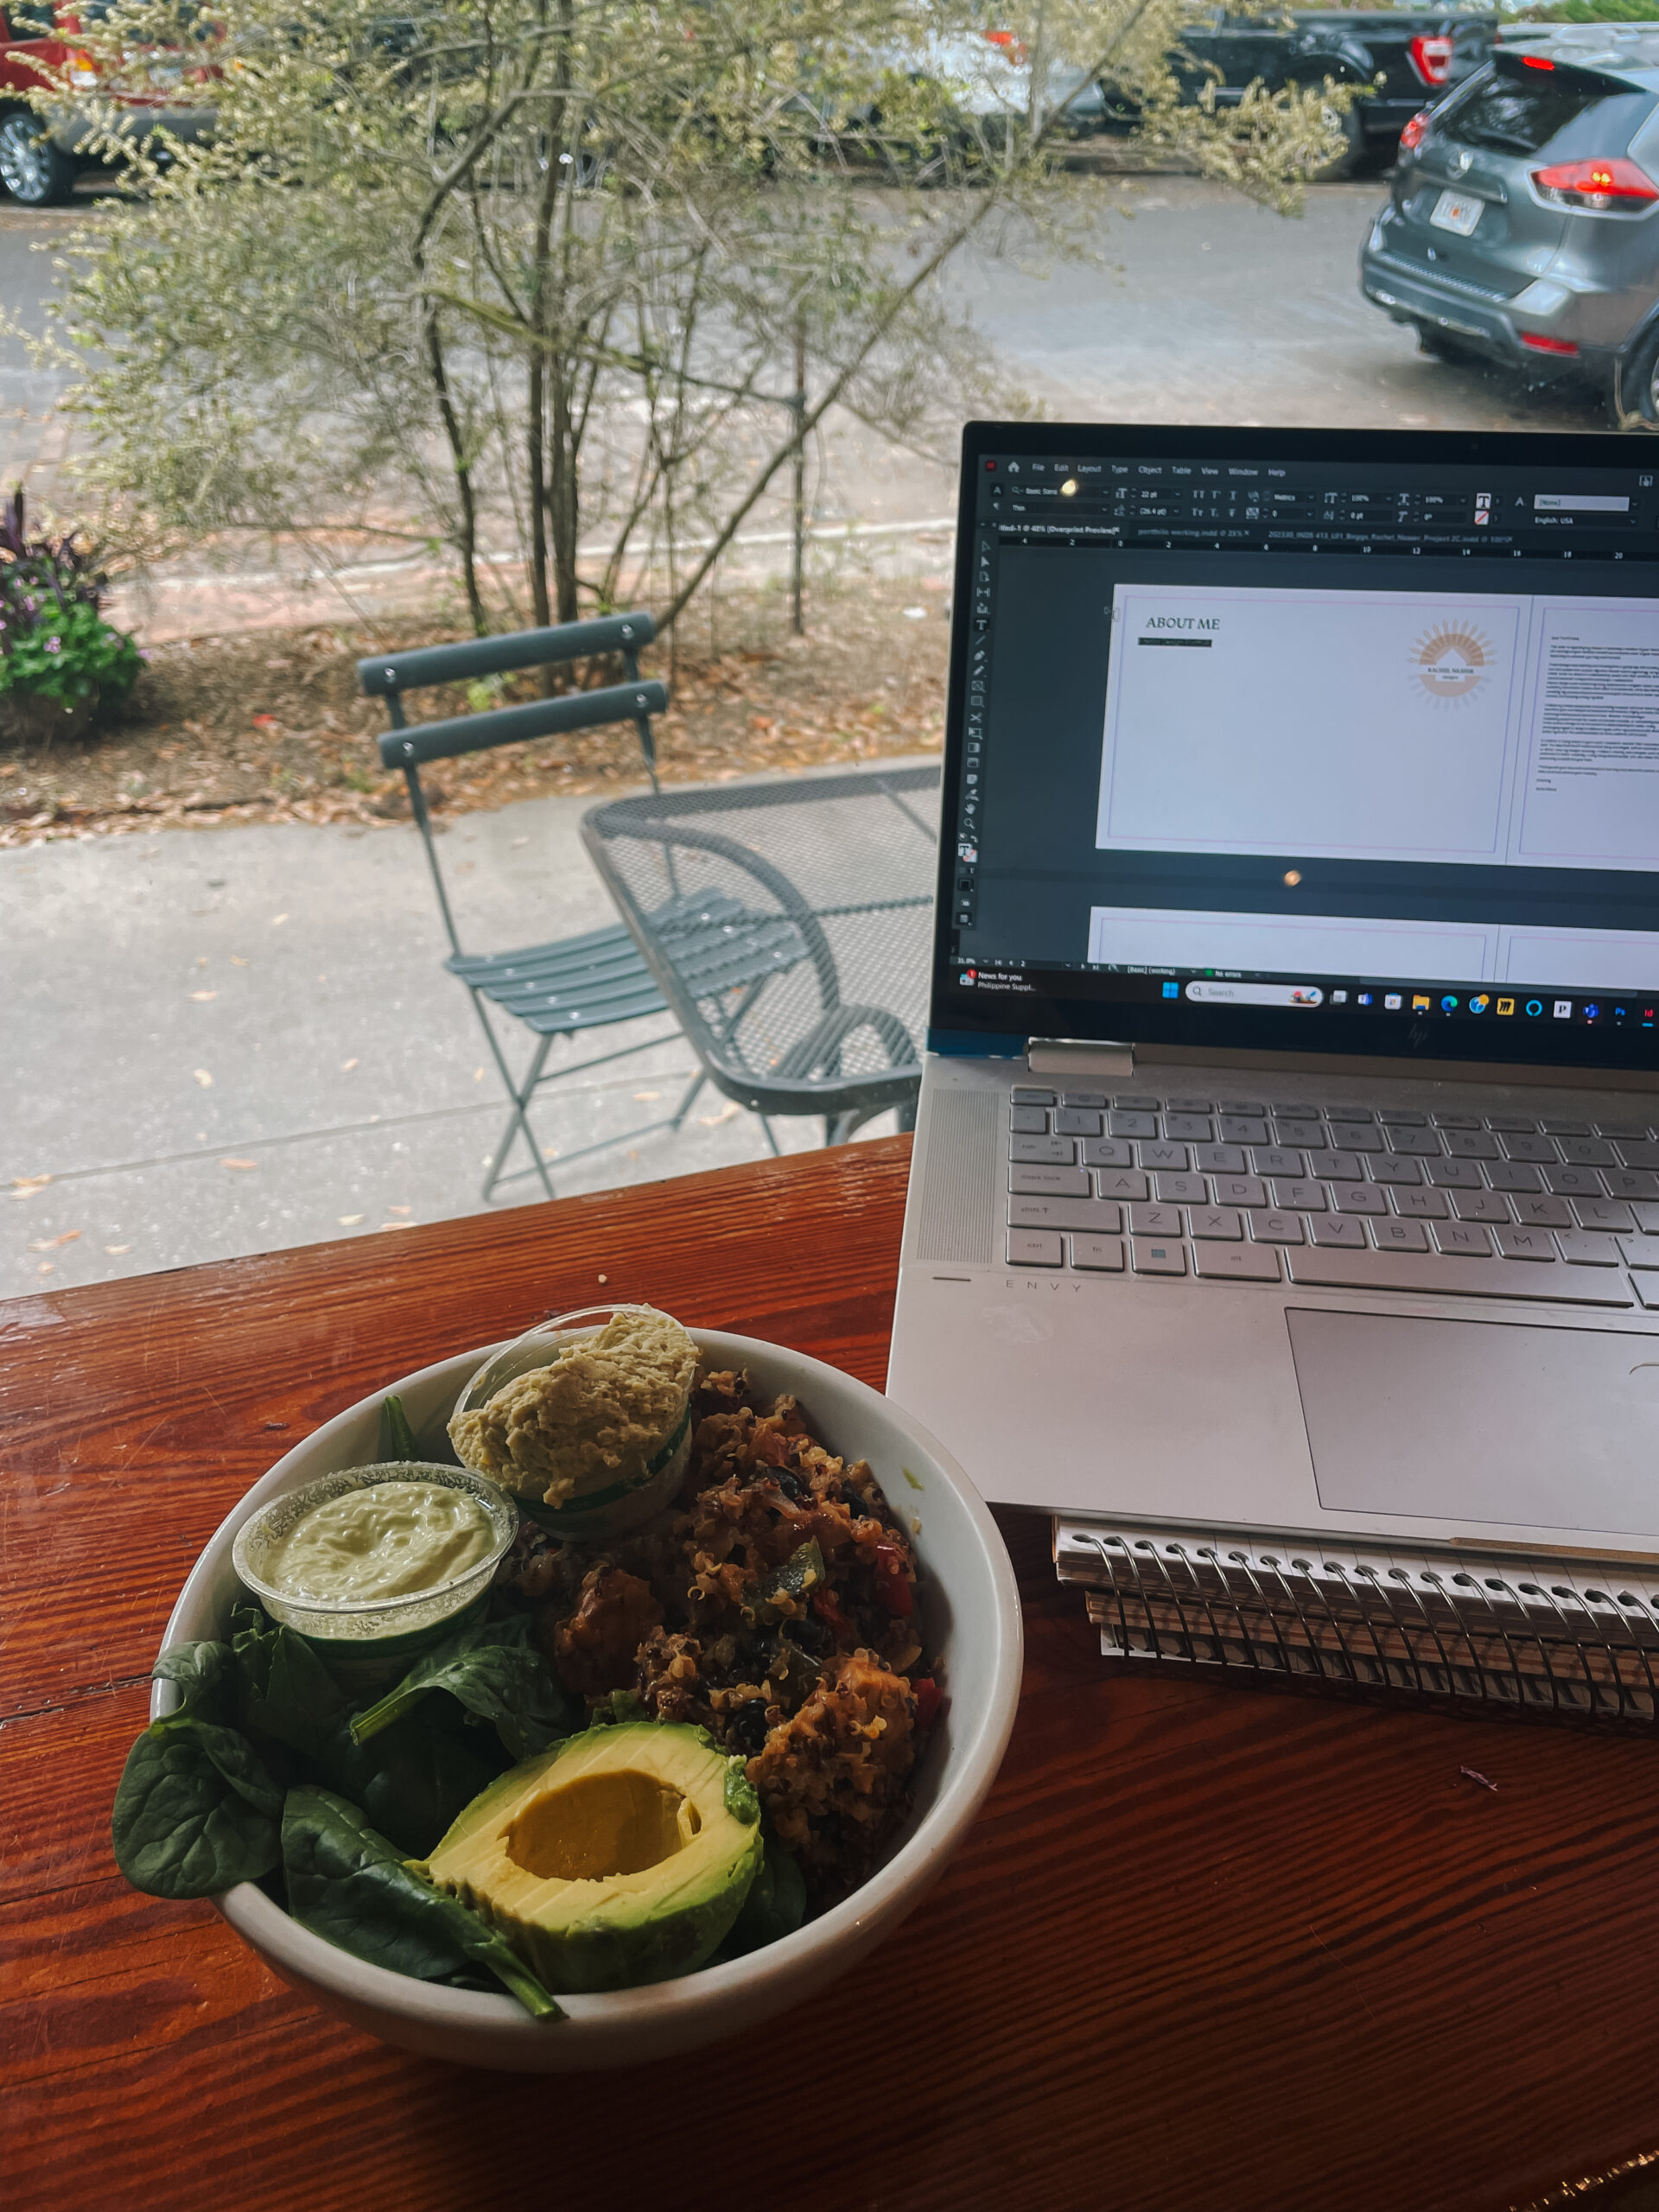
[451,1304,696,1539]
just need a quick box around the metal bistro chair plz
[359,613,706,1202]
[582,766,939,1148]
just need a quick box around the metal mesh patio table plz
[582,765,941,1145]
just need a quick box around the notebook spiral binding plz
[1054,1519,1659,1731]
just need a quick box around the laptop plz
[887,420,1659,1564]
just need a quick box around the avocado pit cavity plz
[506,1770,702,1883]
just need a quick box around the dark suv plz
[1360,36,1659,421]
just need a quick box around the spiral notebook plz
[1054,1519,1659,1732]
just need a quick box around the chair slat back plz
[356,613,665,961]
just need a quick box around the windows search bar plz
[1185,981,1325,1007]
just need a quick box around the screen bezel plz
[932,418,1659,1076]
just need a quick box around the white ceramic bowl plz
[156,1329,1023,2072]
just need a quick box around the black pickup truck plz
[1102,10,1495,176]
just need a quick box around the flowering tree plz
[23,0,1351,635]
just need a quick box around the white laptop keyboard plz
[1005,1084,1659,1309]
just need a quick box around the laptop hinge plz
[1027,1036,1135,1078]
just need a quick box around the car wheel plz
[1622,323,1659,427]
[0,110,79,207]
[1306,99,1364,184]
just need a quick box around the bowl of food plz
[120,1321,1022,2072]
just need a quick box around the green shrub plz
[0,486,143,712]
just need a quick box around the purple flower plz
[45,638,61,653]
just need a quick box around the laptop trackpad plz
[1287,1306,1659,1536]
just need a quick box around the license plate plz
[1430,189,1483,237]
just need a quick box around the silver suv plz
[1360,35,1659,422]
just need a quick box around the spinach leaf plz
[151,1640,236,1725]
[232,1600,348,1764]
[351,1704,505,1858]
[717,1832,806,1960]
[111,1721,283,1898]
[281,1786,564,2020]
[350,1613,574,1763]
[381,1393,419,1462]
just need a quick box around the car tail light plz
[1522,54,1555,70]
[67,48,98,88]
[1520,331,1580,354]
[1400,110,1430,153]
[1408,35,1453,86]
[1532,156,1659,213]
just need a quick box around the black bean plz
[728,1699,771,1753]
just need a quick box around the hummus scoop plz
[449,1305,700,1536]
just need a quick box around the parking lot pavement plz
[2,779,923,1300]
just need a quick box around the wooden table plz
[6,1137,1659,2212]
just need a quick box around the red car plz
[0,1,213,205]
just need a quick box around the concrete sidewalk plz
[3,772,926,1300]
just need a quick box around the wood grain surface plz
[5,1136,1659,2212]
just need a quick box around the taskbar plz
[949,962,1659,1032]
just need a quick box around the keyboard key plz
[1128,1203,1184,1238]
[1393,1187,1449,1219]
[1598,1122,1651,1141]
[1487,1163,1545,1194]
[1452,1191,1511,1224]
[1619,1236,1659,1270]
[1218,1116,1268,1144]
[1273,1179,1326,1211]
[1191,1206,1243,1241]
[1433,1113,1482,1131]
[1274,1119,1325,1148]
[1212,1175,1268,1208]
[1544,1167,1607,1198]
[1605,1170,1659,1201]
[1192,1243,1281,1283]
[1131,1238,1186,1276]
[1311,1215,1368,1248]
[1326,1104,1374,1121]
[1320,1150,1365,1180]
[1495,1227,1555,1261]
[1154,1172,1208,1205]
[1011,1166,1090,1198]
[1541,1118,1592,1135]
[1636,1202,1659,1234]
[1113,1094,1161,1111]
[1011,1087,1056,1105]
[1485,1114,1538,1135]
[1276,1103,1321,1118]
[1287,1248,1631,1305]
[1426,1159,1485,1191]
[1009,1197,1123,1233]
[1514,1195,1573,1228]
[1331,1182,1388,1217]
[1164,1114,1213,1141]
[1251,1147,1306,1179]
[1007,1230,1063,1267]
[1166,1096,1216,1115]
[1009,1105,1050,1135]
[1443,1131,1501,1160]
[1432,1220,1492,1257]
[1617,1141,1659,1171]
[1109,1110,1157,1139]
[1373,1218,1429,1251]
[1557,1231,1621,1267]
[1061,1090,1108,1109]
[1378,1109,1427,1126]
[1095,1169,1151,1202]
[1011,1135,1076,1165]
[1141,1141,1191,1172]
[1368,1156,1422,1187]
[1248,1211,1305,1244]
[1081,1137,1135,1169]
[1219,1099,1268,1116]
[1558,1137,1617,1166]
[1194,1143,1248,1173]
[1070,1235,1124,1273]
[1637,1276,1659,1312]
[1502,1135,1559,1163]
[1387,1128,1443,1157]
[1574,1198,1636,1233]
[1328,1123,1383,1152]
[1054,1108,1103,1137]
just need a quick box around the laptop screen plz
[933,423,1659,1073]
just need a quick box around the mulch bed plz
[0,579,950,848]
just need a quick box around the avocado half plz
[411,1721,764,1993]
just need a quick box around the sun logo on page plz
[1409,624,1492,705]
